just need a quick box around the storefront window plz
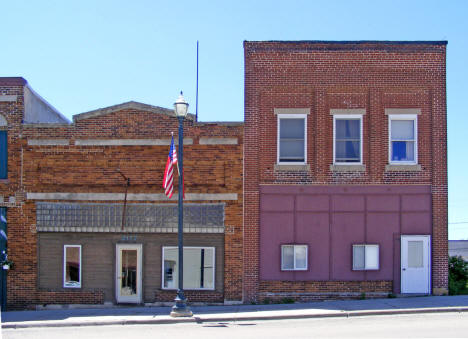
[162,247,215,290]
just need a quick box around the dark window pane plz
[279,118,305,162]
[0,131,7,179]
[392,141,414,161]
[336,119,360,139]
[280,119,304,139]
[121,250,137,296]
[65,246,80,287]
[336,141,360,162]
[280,140,304,161]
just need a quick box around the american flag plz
[163,135,177,198]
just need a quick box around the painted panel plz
[259,185,432,286]
[295,212,330,280]
[366,213,400,280]
[260,194,294,212]
[366,195,399,212]
[401,212,432,234]
[296,195,329,212]
[402,194,431,212]
[260,212,294,280]
[332,195,365,212]
[331,213,365,280]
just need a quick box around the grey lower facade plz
[38,233,224,304]
[36,202,226,305]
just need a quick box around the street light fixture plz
[170,92,192,317]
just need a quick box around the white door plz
[401,235,430,294]
[116,244,142,303]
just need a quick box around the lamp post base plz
[170,291,193,317]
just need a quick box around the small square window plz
[389,115,417,164]
[333,115,362,164]
[281,245,308,270]
[277,114,306,164]
[353,244,379,270]
[64,245,81,288]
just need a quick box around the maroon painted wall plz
[260,185,431,292]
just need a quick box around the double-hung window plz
[389,114,417,164]
[333,114,363,164]
[281,245,308,270]
[277,114,307,164]
[352,244,379,270]
[63,245,82,288]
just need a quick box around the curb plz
[3,306,468,329]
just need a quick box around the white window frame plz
[161,246,216,291]
[352,244,379,271]
[277,114,307,165]
[333,114,363,165]
[281,244,308,271]
[63,245,82,288]
[388,114,418,165]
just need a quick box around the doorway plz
[116,244,142,303]
[401,235,431,294]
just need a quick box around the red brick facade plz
[243,41,448,302]
[0,79,243,309]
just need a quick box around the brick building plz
[0,77,243,309]
[243,41,448,302]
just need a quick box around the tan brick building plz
[0,78,243,309]
[243,41,448,302]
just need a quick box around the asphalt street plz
[3,312,468,339]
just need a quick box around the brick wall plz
[244,41,448,301]
[0,81,243,309]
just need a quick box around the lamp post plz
[170,92,192,317]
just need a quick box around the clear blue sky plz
[1,0,467,239]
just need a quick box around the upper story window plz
[277,114,307,164]
[0,114,7,179]
[389,114,417,164]
[333,114,363,164]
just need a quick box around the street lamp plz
[170,92,193,317]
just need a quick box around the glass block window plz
[162,247,215,290]
[36,203,224,231]
[334,115,362,164]
[353,244,379,270]
[278,114,306,163]
[389,115,417,164]
[281,245,308,270]
[64,245,81,288]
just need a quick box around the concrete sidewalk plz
[2,295,468,329]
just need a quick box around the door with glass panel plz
[401,235,430,294]
[116,244,142,303]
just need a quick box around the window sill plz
[330,164,366,172]
[275,164,310,172]
[385,164,421,172]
